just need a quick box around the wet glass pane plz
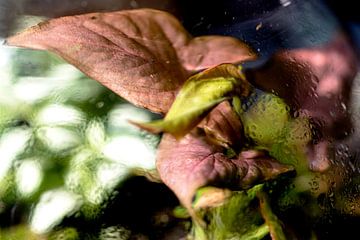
[0,0,359,239]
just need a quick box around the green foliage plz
[192,185,270,240]
[0,46,159,237]
[239,93,311,172]
[0,225,42,240]
[49,228,79,240]
[134,64,249,139]
[3,8,351,239]
[239,93,290,147]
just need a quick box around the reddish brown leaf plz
[180,36,256,71]
[199,101,243,148]
[6,9,256,114]
[157,133,293,209]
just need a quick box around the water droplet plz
[293,111,299,118]
[96,101,104,109]
[341,102,347,110]
[130,0,139,8]
[256,22,263,31]
[80,0,88,7]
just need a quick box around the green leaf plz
[191,185,269,240]
[48,227,79,240]
[239,93,311,172]
[258,191,286,240]
[240,93,290,147]
[240,224,269,240]
[199,101,243,148]
[133,64,250,139]
[269,117,311,172]
[0,225,43,240]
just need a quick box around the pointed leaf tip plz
[128,120,164,135]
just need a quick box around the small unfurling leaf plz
[258,191,286,240]
[199,101,243,148]
[133,64,250,139]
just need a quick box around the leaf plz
[258,191,286,240]
[179,36,256,71]
[6,9,256,114]
[192,187,232,210]
[0,225,45,240]
[133,64,250,138]
[268,117,312,172]
[240,93,290,147]
[192,185,269,240]
[238,92,312,172]
[156,133,293,209]
[246,35,356,141]
[199,101,243,148]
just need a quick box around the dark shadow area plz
[60,176,189,239]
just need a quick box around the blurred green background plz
[0,42,186,239]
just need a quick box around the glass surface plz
[0,0,359,239]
